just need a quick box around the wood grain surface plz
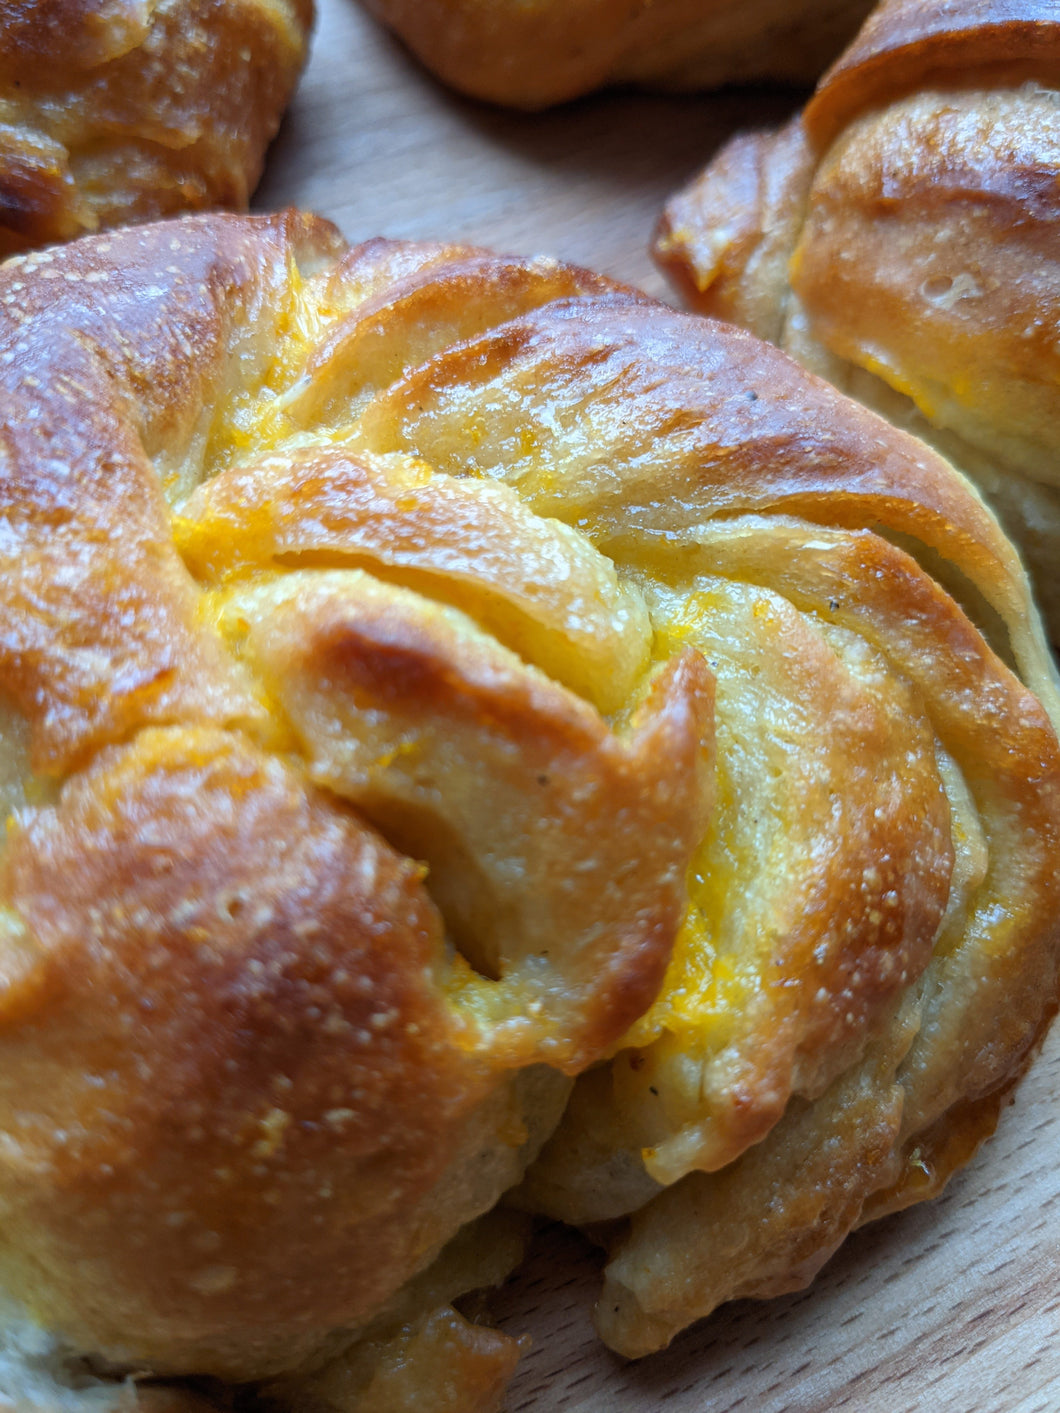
[256,4,1060,1408]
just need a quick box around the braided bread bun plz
[0,210,1057,1399]
[655,0,1060,637]
[356,0,875,108]
[0,0,313,254]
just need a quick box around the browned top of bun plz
[0,0,313,254]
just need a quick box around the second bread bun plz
[0,0,314,254]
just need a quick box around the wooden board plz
[256,4,1060,1408]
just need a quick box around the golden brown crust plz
[0,0,313,253]
[176,446,654,713]
[563,509,1060,1352]
[655,0,1060,641]
[354,294,1041,646]
[358,0,875,108]
[0,209,1058,1392]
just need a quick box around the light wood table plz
[257,4,1060,1408]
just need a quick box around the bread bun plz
[357,0,875,108]
[0,0,313,254]
[0,208,1056,1397]
[654,0,1060,637]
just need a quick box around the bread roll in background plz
[655,0,1060,637]
[0,208,1057,1405]
[0,0,314,254]
[356,0,876,108]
